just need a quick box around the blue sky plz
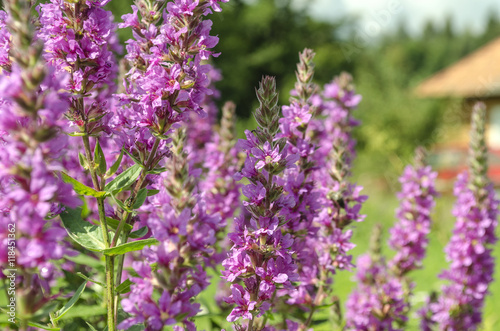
[295,0,500,36]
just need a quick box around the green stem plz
[260,291,276,329]
[247,318,254,331]
[303,271,326,329]
[82,135,115,331]
[110,137,161,323]
[304,306,317,329]
[114,231,129,318]
[49,312,59,328]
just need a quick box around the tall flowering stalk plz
[109,1,228,328]
[0,1,80,328]
[388,147,438,276]
[222,76,299,330]
[315,73,365,276]
[120,127,224,330]
[345,147,438,330]
[285,73,365,329]
[113,0,229,254]
[272,50,322,329]
[37,1,122,327]
[421,102,499,330]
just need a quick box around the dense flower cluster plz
[277,50,322,310]
[117,0,227,137]
[389,147,439,275]
[345,253,408,331]
[222,77,299,326]
[421,103,498,331]
[38,0,120,135]
[311,73,365,283]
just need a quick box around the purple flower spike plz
[421,103,498,330]
[222,77,299,327]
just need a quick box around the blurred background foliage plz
[107,0,500,186]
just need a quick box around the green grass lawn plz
[195,183,500,330]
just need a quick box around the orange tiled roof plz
[415,37,500,98]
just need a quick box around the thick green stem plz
[106,254,116,329]
[114,230,130,318]
[110,136,161,323]
[247,318,254,331]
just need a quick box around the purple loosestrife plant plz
[38,0,120,135]
[222,76,300,330]
[286,73,365,328]
[76,1,226,328]
[0,1,80,328]
[345,147,438,330]
[112,1,229,294]
[120,128,222,331]
[420,103,499,331]
[270,49,323,329]
[315,73,365,277]
[345,251,408,331]
[37,1,124,328]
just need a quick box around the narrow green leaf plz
[122,147,145,168]
[106,150,124,179]
[104,164,143,194]
[115,279,133,294]
[102,238,159,256]
[132,188,148,209]
[88,112,107,123]
[147,189,160,196]
[57,305,106,320]
[53,281,87,321]
[85,322,99,331]
[94,140,107,175]
[61,172,108,198]
[60,207,106,252]
[111,194,131,212]
[27,322,60,331]
[67,254,103,271]
[129,226,149,239]
[106,217,133,233]
[75,272,106,288]
[78,152,88,170]
[147,167,167,175]
[68,132,87,137]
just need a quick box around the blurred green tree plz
[211,0,349,117]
